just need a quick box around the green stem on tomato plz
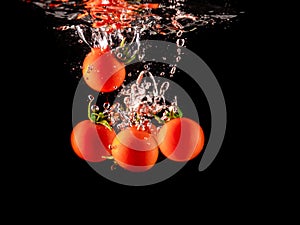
[167,107,183,120]
[154,115,165,124]
[88,97,92,121]
[120,37,126,48]
[96,120,112,130]
[87,96,113,131]
[153,107,183,124]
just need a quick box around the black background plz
[10,0,265,213]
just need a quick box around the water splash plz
[24,0,242,50]
[88,69,181,132]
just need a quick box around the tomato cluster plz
[71,106,205,172]
[71,41,205,173]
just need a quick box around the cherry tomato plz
[70,120,116,162]
[111,127,159,172]
[82,47,126,93]
[157,117,205,162]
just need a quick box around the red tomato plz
[70,120,117,162]
[157,117,205,162]
[82,47,126,93]
[111,127,159,172]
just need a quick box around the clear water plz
[23,0,244,132]
[23,0,243,133]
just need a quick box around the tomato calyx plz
[87,95,113,131]
[165,106,183,120]
[154,106,183,124]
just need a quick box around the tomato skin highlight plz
[157,117,205,162]
[82,47,126,93]
[111,127,159,172]
[70,120,116,162]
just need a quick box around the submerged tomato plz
[111,127,159,172]
[70,120,116,162]
[82,47,126,93]
[157,117,205,162]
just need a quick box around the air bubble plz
[88,95,94,101]
[108,144,115,150]
[91,104,99,112]
[136,72,144,85]
[160,82,169,95]
[176,30,183,37]
[111,163,117,171]
[103,102,110,109]
[176,38,185,47]
[138,53,145,61]
[177,48,182,55]
[170,66,176,74]
[117,52,123,59]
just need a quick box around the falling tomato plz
[157,117,205,162]
[70,120,116,162]
[82,47,126,93]
[111,127,159,172]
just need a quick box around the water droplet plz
[160,72,165,76]
[176,56,181,62]
[87,65,93,73]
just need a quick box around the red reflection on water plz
[25,0,159,30]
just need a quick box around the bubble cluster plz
[88,69,181,132]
